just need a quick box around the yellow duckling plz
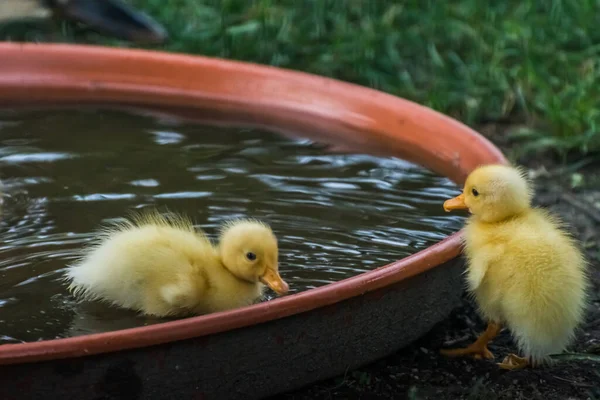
[65,211,289,317]
[440,164,589,370]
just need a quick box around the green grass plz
[4,0,600,156]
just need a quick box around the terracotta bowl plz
[0,43,506,400]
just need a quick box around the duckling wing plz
[464,244,504,291]
[466,258,489,290]
[159,278,204,309]
[142,265,209,317]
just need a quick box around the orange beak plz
[443,193,468,212]
[260,268,289,295]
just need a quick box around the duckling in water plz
[0,0,167,43]
[65,211,289,317]
[440,164,589,370]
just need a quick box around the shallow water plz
[0,108,464,344]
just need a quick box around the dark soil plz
[272,125,600,400]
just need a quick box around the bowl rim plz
[0,42,507,365]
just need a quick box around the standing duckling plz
[65,211,289,317]
[440,164,589,369]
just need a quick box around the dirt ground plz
[273,125,600,400]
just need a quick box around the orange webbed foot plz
[440,344,494,360]
[440,321,501,361]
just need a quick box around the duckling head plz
[444,164,532,223]
[218,219,289,295]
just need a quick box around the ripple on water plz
[0,108,464,343]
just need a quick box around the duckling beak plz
[56,0,168,44]
[260,268,289,295]
[443,193,468,212]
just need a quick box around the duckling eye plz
[246,252,257,261]
[472,188,479,197]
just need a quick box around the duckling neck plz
[214,260,258,288]
[474,207,531,224]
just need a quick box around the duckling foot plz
[440,321,501,360]
[498,353,529,370]
[440,344,494,360]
